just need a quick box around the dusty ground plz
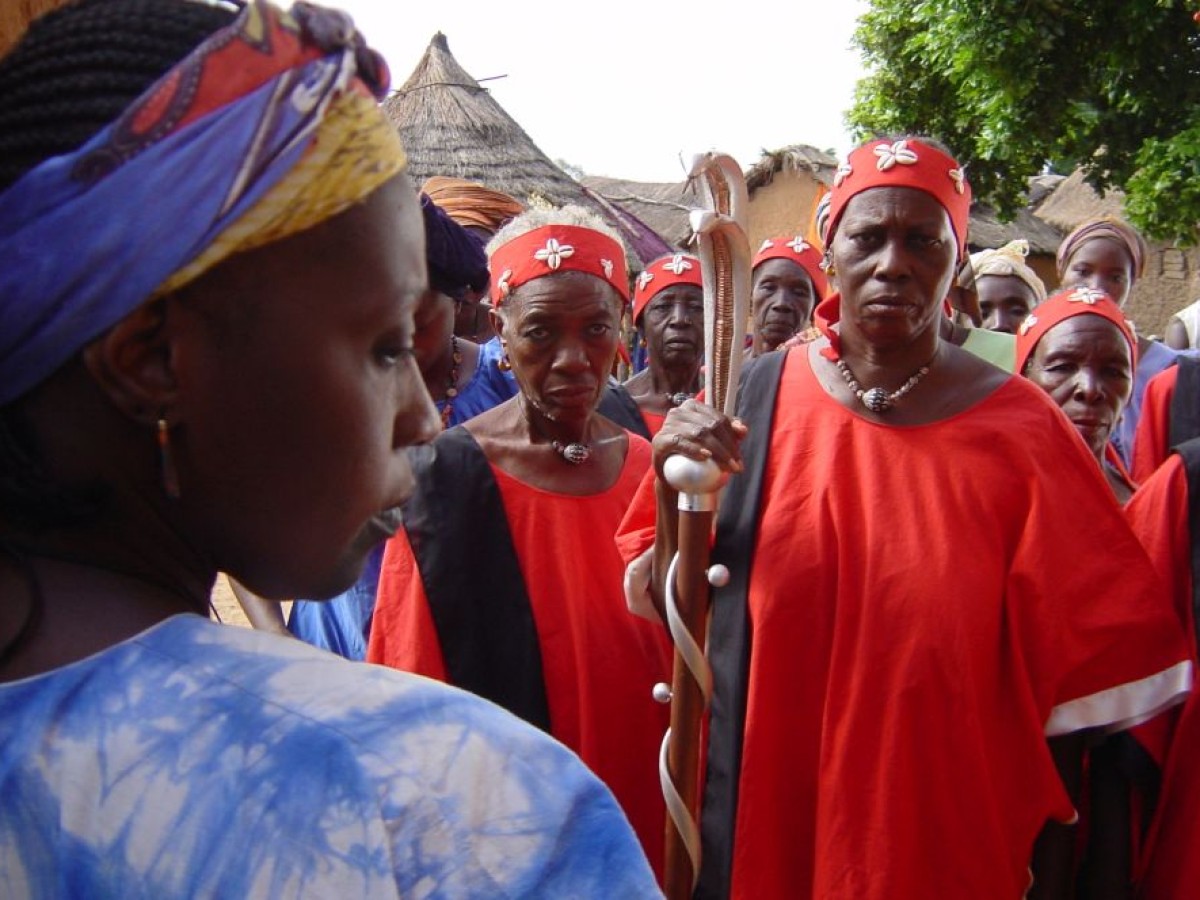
[210,574,291,629]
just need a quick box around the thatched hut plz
[383,33,671,267]
[1033,169,1195,337]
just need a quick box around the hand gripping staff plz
[655,152,751,899]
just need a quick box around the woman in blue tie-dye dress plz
[0,2,660,897]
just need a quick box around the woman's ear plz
[488,304,506,344]
[80,298,178,425]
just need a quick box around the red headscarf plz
[816,138,972,360]
[631,253,702,323]
[488,225,629,307]
[752,235,829,300]
[1014,286,1137,374]
[825,138,972,257]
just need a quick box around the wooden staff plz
[658,153,751,899]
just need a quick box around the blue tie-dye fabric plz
[0,615,661,899]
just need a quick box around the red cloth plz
[369,437,672,873]
[639,409,666,438]
[488,225,629,306]
[1131,364,1177,484]
[1125,455,1200,897]
[617,348,1190,898]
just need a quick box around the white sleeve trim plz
[1044,660,1193,737]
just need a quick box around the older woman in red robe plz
[367,207,673,877]
[619,136,1190,899]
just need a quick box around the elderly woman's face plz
[496,271,621,424]
[1024,315,1133,459]
[977,274,1038,334]
[172,176,440,598]
[1062,238,1134,308]
[643,283,703,370]
[751,258,816,351]
[832,187,957,350]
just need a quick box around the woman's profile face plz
[1062,238,1134,307]
[496,271,621,424]
[411,287,456,388]
[1024,315,1133,458]
[172,175,440,599]
[751,259,816,350]
[977,274,1039,334]
[832,186,957,350]
[643,284,703,370]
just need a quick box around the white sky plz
[336,0,870,183]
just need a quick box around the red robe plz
[639,409,666,438]
[1131,365,1177,484]
[1125,455,1200,898]
[368,436,672,874]
[617,346,1191,899]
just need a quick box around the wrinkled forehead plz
[504,270,622,313]
[837,186,955,234]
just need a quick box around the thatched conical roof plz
[383,33,671,265]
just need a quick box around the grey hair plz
[486,204,626,259]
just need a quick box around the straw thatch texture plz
[383,33,671,265]
[580,176,700,248]
[745,144,839,193]
[1033,168,1125,233]
[0,0,70,55]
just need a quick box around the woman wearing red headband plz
[368,206,673,877]
[1017,286,1138,502]
[624,252,705,436]
[749,235,828,354]
[618,136,1189,898]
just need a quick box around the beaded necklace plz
[440,335,462,429]
[834,350,937,414]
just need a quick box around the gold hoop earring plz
[157,418,181,500]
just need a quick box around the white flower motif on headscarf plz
[834,164,853,187]
[1019,314,1038,336]
[873,140,919,171]
[948,168,965,195]
[497,269,513,297]
[1068,287,1107,305]
[758,239,775,253]
[663,254,693,275]
[600,258,614,279]
[637,270,654,291]
[534,238,575,270]
[786,236,811,254]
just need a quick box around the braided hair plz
[0,0,236,192]
[0,0,236,528]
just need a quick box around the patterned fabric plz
[967,239,1047,304]
[0,0,404,404]
[0,615,660,899]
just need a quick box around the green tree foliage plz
[849,0,1200,243]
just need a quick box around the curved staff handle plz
[656,152,751,899]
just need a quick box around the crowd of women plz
[2,1,1199,898]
